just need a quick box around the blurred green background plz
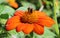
[0,0,60,38]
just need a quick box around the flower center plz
[20,8,38,24]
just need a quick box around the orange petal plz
[33,24,44,35]
[7,0,18,8]
[6,16,20,31]
[9,2,18,8]
[34,11,55,27]
[33,11,47,17]
[14,10,24,17]
[16,23,25,32]
[38,16,55,27]
[22,24,34,34]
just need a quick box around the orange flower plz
[7,0,18,8]
[6,9,55,35]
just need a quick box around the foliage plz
[0,0,60,38]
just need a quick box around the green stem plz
[53,0,59,35]
[39,0,43,6]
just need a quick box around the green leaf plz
[8,30,25,38]
[21,1,36,10]
[0,18,7,25]
[56,12,60,17]
[58,23,60,27]
[0,0,6,4]
[0,5,15,24]
[17,7,28,11]
[43,9,52,16]
[0,5,15,16]
[17,1,36,11]
[43,28,56,38]
[0,5,5,13]
[0,14,9,19]
[17,31,25,38]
